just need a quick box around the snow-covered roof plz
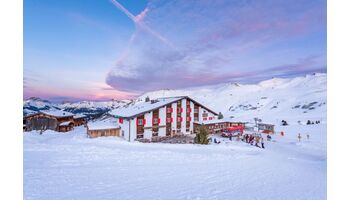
[73,113,86,119]
[109,97,183,118]
[40,110,74,118]
[59,121,73,126]
[87,119,120,131]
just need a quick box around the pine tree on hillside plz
[218,112,224,119]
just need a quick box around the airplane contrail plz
[110,0,175,48]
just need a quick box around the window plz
[177,107,183,113]
[186,116,191,122]
[186,107,191,113]
[167,118,173,123]
[177,117,182,122]
[153,118,159,124]
[167,107,173,113]
[203,117,207,121]
[137,119,144,125]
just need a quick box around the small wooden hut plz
[87,119,121,138]
[73,114,87,126]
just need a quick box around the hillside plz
[137,73,326,124]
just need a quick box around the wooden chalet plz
[24,110,75,132]
[87,119,120,138]
[73,114,87,126]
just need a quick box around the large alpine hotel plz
[108,96,218,142]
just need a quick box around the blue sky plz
[24,0,326,102]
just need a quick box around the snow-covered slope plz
[137,73,326,124]
[23,98,130,118]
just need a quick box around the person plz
[245,134,249,143]
[249,135,254,145]
[229,133,232,141]
[261,137,265,149]
[267,134,272,141]
[255,136,260,148]
[298,133,302,142]
[307,134,310,140]
[281,131,284,136]
[214,138,218,143]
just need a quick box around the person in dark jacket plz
[261,137,265,149]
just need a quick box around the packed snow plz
[24,123,326,200]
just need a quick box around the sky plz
[24,0,326,102]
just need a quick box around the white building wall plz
[171,102,177,131]
[129,118,137,142]
[144,112,153,139]
[117,117,129,141]
[198,106,204,122]
[181,98,187,134]
[158,106,166,137]
[190,101,195,133]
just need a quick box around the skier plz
[255,136,260,148]
[261,137,265,149]
[307,134,310,140]
[280,131,284,136]
[245,134,249,143]
[298,133,302,142]
[229,133,232,141]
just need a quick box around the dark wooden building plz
[24,110,75,132]
[73,114,87,126]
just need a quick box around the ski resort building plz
[109,96,218,142]
[194,119,246,134]
[24,110,75,132]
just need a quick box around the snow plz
[59,121,72,126]
[109,97,183,118]
[40,110,74,117]
[73,113,86,119]
[24,123,326,200]
[137,73,327,125]
[87,118,120,130]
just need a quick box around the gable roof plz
[109,96,218,118]
[40,110,74,118]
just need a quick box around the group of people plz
[241,133,265,149]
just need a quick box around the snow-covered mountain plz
[24,73,326,124]
[137,73,327,124]
[23,98,130,118]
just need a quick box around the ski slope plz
[24,123,326,200]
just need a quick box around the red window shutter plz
[136,119,138,126]
[180,117,183,122]
[119,118,123,124]
[171,107,173,112]
[190,108,192,112]
[158,118,161,124]
[171,117,173,123]
[143,119,146,125]
[181,108,183,112]
[189,117,191,121]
